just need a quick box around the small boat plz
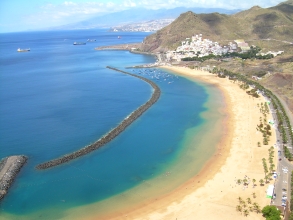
[118,36,121,39]
[73,42,86,45]
[17,48,30,52]
[87,39,96,42]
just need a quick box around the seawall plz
[0,155,28,201]
[36,67,161,170]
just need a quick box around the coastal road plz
[269,99,293,209]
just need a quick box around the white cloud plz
[21,0,284,30]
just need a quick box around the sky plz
[0,0,286,33]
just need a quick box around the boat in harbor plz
[17,48,30,52]
[73,42,86,45]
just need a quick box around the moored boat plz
[73,42,86,45]
[17,48,30,52]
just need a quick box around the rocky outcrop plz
[0,155,27,200]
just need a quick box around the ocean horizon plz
[0,29,225,219]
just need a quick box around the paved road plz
[269,96,293,209]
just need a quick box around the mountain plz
[140,0,293,52]
[49,7,240,30]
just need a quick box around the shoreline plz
[4,65,278,220]
[111,67,235,219]
[91,66,277,219]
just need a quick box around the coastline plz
[92,66,277,219]
[3,65,278,220]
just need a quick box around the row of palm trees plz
[211,67,293,152]
[208,68,288,218]
[257,103,272,145]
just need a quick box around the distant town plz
[164,34,284,62]
[109,19,174,32]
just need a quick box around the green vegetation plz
[256,103,273,145]
[211,67,293,150]
[222,46,274,60]
[182,54,218,62]
[284,146,293,161]
[261,205,281,220]
[246,88,259,98]
[255,71,267,78]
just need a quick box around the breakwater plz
[36,66,161,170]
[0,155,27,200]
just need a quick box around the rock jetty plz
[36,66,161,170]
[0,155,27,201]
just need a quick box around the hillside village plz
[164,34,283,62]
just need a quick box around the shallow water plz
[0,30,224,219]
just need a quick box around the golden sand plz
[61,66,277,220]
[111,66,277,220]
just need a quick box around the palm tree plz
[243,178,248,186]
[237,179,242,185]
[265,175,270,183]
[243,209,249,216]
[259,179,264,186]
[247,197,251,204]
[253,202,260,212]
[252,192,256,198]
[252,179,256,187]
[238,196,242,203]
[236,205,242,212]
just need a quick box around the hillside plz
[140,0,293,52]
[139,1,293,114]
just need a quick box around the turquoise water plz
[0,30,211,219]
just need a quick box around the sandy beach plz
[62,65,278,220]
[106,66,277,220]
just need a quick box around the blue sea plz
[0,29,224,219]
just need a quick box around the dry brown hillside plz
[139,0,293,114]
[140,0,293,52]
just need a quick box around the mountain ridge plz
[140,0,293,52]
[49,7,241,30]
